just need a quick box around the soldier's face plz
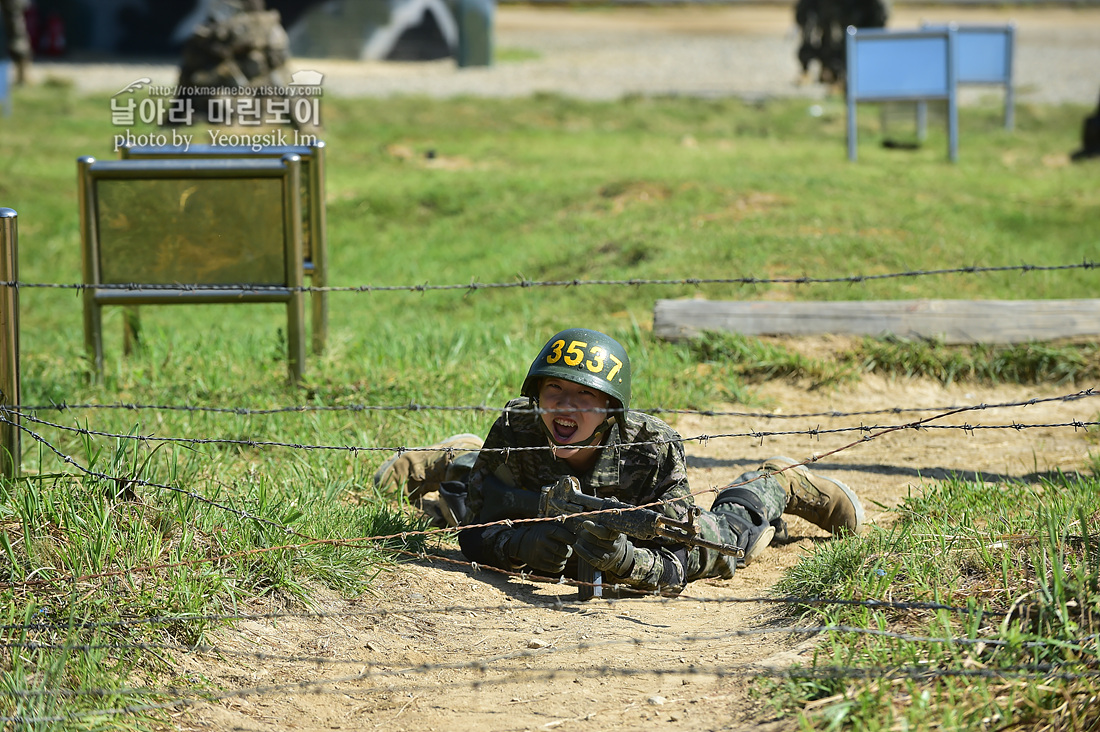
[538,377,611,459]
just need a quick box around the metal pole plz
[309,141,328,355]
[1004,24,1016,131]
[0,60,11,117]
[77,156,104,380]
[0,208,20,479]
[946,26,959,163]
[282,154,306,384]
[845,26,858,162]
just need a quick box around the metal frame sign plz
[78,155,306,382]
[846,26,959,161]
[119,142,328,354]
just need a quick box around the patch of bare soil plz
[175,373,1098,732]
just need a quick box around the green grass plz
[690,332,1100,389]
[772,475,1100,730]
[0,81,1098,729]
[495,46,542,63]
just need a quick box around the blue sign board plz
[851,36,951,100]
[922,23,1015,129]
[0,61,10,116]
[846,26,959,162]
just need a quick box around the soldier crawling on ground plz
[172,0,295,126]
[375,328,864,595]
[1071,88,1100,161]
[795,0,889,85]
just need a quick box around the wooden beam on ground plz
[653,299,1100,345]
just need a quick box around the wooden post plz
[0,208,20,479]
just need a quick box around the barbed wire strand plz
[16,388,1100,420]
[10,407,1099,455]
[5,656,1099,725]
[5,388,1096,458]
[7,624,1099,702]
[4,579,1015,634]
[0,414,315,536]
[14,622,1068,668]
[4,260,1097,294]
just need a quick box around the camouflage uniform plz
[1071,88,1100,161]
[173,0,294,125]
[0,0,30,84]
[795,0,889,84]
[458,398,787,594]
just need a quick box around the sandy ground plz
[26,4,1100,106]
[171,368,1099,732]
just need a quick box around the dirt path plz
[290,4,1100,105]
[176,372,1098,732]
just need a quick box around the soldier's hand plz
[374,451,421,491]
[574,520,635,576]
[373,448,451,501]
[505,523,576,574]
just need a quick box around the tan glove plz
[373,434,483,501]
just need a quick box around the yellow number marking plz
[564,340,587,366]
[586,346,606,374]
[546,339,565,364]
[607,354,623,381]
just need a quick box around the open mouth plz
[552,417,579,442]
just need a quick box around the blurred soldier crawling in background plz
[1071,88,1100,161]
[0,0,31,85]
[172,0,293,124]
[796,0,889,85]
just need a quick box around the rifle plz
[480,474,743,599]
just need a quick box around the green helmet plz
[521,328,631,411]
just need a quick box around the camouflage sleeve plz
[457,412,526,570]
[614,429,694,593]
[461,412,515,523]
[619,545,688,593]
[655,439,696,520]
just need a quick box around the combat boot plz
[763,457,864,535]
[373,433,484,501]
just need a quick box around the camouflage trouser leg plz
[686,472,786,582]
[0,0,31,64]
